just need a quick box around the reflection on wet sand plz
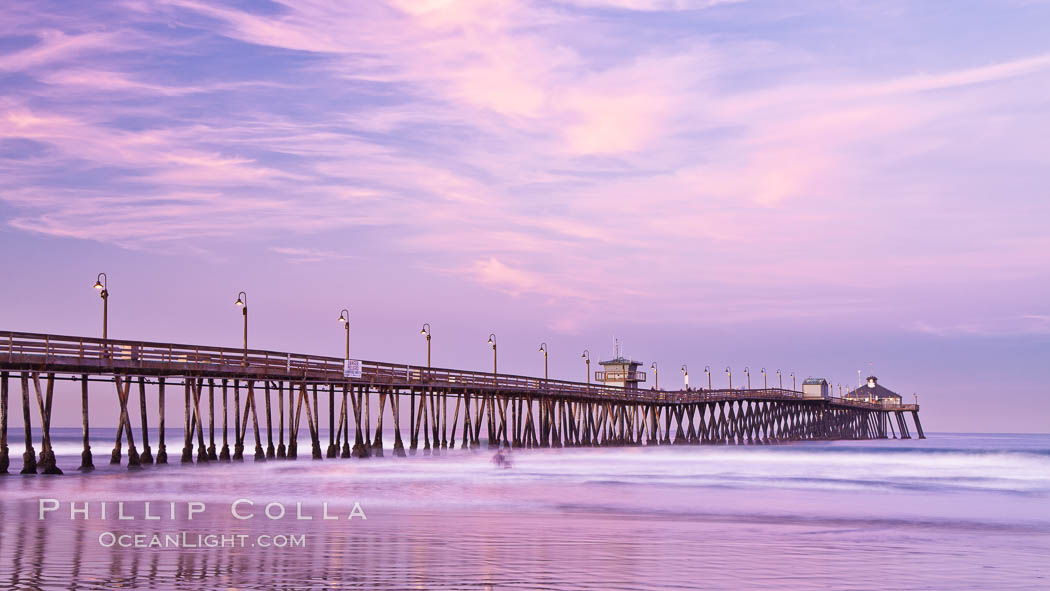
[1,434,1049,590]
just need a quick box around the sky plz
[0,0,1048,433]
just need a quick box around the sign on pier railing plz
[343,359,362,379]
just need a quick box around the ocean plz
[1,430,1047,590]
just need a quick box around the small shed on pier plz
[596,356,646,390]
[802,377,830,399]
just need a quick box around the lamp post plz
[332,309,349,459]
[582,350,590,389]
[487,334,497,385]
[413,323,432,454]
[761,367,767,390]
[650,362,658,390]
[93,273,109,358]
[704,366,712,390]
[338,309,350,359]
[744,366,751,390]
[420,323,431,369]
[777,369,783,389]
[92,272,108,340]
[790,372,796,391]
[539,342,548,386]
[234,291,248,366]
[726,366,732,390]
[681,364,688,390]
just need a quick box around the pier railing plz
[0,330,915,410]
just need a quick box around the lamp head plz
[235,291,246,307]
[93,281,103,290]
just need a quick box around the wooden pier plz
[0,331,924,474]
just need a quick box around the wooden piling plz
[289,382,302,459]
[448,391,461,449]
[264,381,275,458]
[219,379,231,461]
[441,391,448,448]
[340,384,351,458]
[233,380,243,461]
[0,371,8,474]
[20,374,37,474]
[327,384,336,458]
[352,384,368,458]
[372,388,386,457]
[409,387,417,453]
[191,379,208,463]
[181,380,193,463]
[156,377,167,464]
[247,381,265,461]
[110,377,124,465]
[277,381,287,458]
[75,374,92,471]
[304,384,322,459]
[420,387,431,453]
[138,377,154,464]
[207,379,217,460]
[392,388,406,457]
[30,373,61,474]
[115,376,140,469]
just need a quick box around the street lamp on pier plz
[582,350,591,389]
[234,291,248,366]
[761,368,767,390]
[744,366,751,390]
[726,366,732,390]
[681,364,688,389]
[487,334,497,385]
[790,372,796,391]
[539,342,548,386]
[420,323,431,368]
[338,309,350,360]
[650,362,658,390]
[93,273,109,357]
[777,369,783,389]
[704,366,712,390]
